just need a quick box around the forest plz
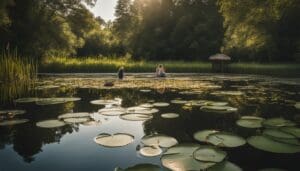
[1,0,300,62]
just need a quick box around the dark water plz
[0,74,300,171]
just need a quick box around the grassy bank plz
[40,56,300,77]
[0,51,37,82]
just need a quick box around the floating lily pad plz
[211,91,244,96]
[141,134,178,148]
[15,98,39,103]
[58,112,90,119]
[94,133,134,147]
[263,129,296,139]
[295,102,300,109]
[262,118,296,128]
[98,107,126,116]
[35,85,60,90]
[36,119,66,128]
[171,99,188,104]
[207,102,229,106]
[117,164,162,171]
[0,119,29,126]
[161,144,216,171]
[247,135,300,153]
[120,113,153,121]
[0,110,26,115]
[139,103,154,108]
[206,132,246,148]
[280,127,300,138]
[193,146,227,163]
[161,113,179,119]
[208,161,242,171]
[36,97,81,105]
[139,146,162,157]
[81,120,101,126]
[200,106,238,114]
[193,130,219,142]
[153,102,170,107]
[236,116,264,128]
[127,107,159,114]
[64,117,90,123]
[90,99,121,105]
[140,89,151,93]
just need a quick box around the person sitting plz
[156,64,166,77]
[118,66,124,80]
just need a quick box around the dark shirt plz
[118,69,124,79]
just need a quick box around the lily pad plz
[15,98,39,103]
[64,117,90,123]
[141,134,178,148]
[98,107,126,116]
[0,119,29,126]
[36,97,81,105]
[262,118,296,128]
[247,135,300,153]
[171,99,188,104]
[211,91,244,96]
[153,102,170,107]
[120,113,153,121]
[94,133,134,147]
[236,116,264,128]
[200,106,238,114]
[193,130,219,142]
[263,129,296,139]
[139,103,154,108]
[161,113,179,119]
[206,132,246,148]
[58,112,90,119]
[193,146,227,163]
[208,161,242,171]
[36,119,66,128]
[280,127,300,138]
[90,99,121,105]
[139,146,162,157]
[117,164,162,171]
[140,89,151,93]
[0,110,26,115]
[207,102,229,106]
[295,102,300,109]
[161,144,216,171]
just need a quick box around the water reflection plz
[0,74,299,171]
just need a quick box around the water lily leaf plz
[118,163,162,171]
[139,103,154,108]
[58,112,90,119]
[139,146,162,157]
[247,135,300,153]
[211,91,244,96]
[36,119,66,128]
[91,99,121,105]
[0,119,29,126]
[170,99,188,104]
[15,98,39,103]
[161,113,179,119]
[120,113,153,121]
[140,89,151,93]
[0,110,26,115]
[206,132,246,148]
[193,130,220,142]
[236,116,264,128]
[263,129,296,139]
[36,97,81,105]
[295,102,300,109]
[200,106,238,113]
[208,161,242,171]
[94,133,134,147]
[153,102,170,107]
[193,146,227,163]
[262,118,296,128]
[280,127,300,138]
[64,117,90,123]
[141,134,178,148]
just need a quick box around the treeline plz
[1,0,300,62]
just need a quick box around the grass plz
[0,50,37,82]
[40,56,300,77]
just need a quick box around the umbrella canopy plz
[209,54,231,61]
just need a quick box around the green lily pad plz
[161,144,217,171]
[171,99,188,104]
[0,119,29,126]
[208,161,242,171]
[161,113,179,119]
[263,129,296,139]
[236,116,264,128]
[15,98,39,103]
[206,132,246,148]
[295,102,300,109]
[207,102,229,106]
[90,99,121,105]
[280,127,300,138]
[139,146,162,157]
[127,107,159,114]
[193,130,219,142]
[120,113,153,121]
[193,146,227,163]
[247,135,300,153]
[58,112,90,119]
[117,164,162,171]
[200,106,238,113]
[36,119,66,128]
[98,107,126,116]
[139,103,154,108]
[64,117,90,123]
[36,97,81,105]
[211,91,244,96]
[153,102,170,107]
[94,133,134,147]
[140,89,151,93]
[35,85,60,90]
[0,110,26,115]
[262,118,296,128]
[141,134,178,148]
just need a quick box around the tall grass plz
[40,56,300,77]
[0,50,37,82]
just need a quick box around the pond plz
[0,73,300,171]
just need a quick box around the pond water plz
[0,74,300,171]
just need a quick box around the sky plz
[88,0,118,21]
